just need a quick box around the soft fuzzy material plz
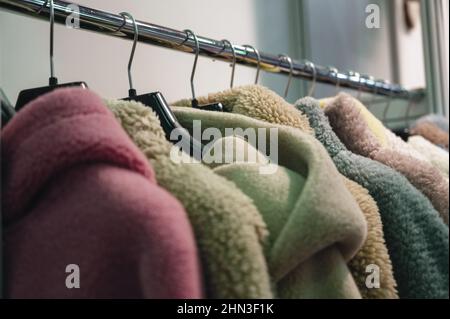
[322,93,449,225]
[296,97,449,299]
[106,99,272,299]
[341,177,398,299]
[172,107,367,299]
[1,88,202,299]
[320,97,429,162]
[408,135,449,177]
[410,122,449,150]
[173,85,314,135]
[320,96,389,148]
[174,85,398,299]
[413,114,449,133]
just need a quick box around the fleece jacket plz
[322,93,449,225]
[413,114,449,133]
[174,85,398,299]
[172,106,367,299]
[408,136,449,178]
[320,95,429,162]
[106,99,272,299]
[296,97,449,299]
[1,88,202,299]
[212,135,398,299]
[411,122,449,150]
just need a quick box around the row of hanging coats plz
[1,3,449,300]
[2,81,449,299]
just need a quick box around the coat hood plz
[172,106,367,284]
[2,88,154,224]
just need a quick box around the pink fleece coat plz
[1,88,202,299]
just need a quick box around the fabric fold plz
[172,105,368,298]
[2,88,202,299]
[106,98,273,299]
[322,93,449,224]
[296,96,449,299]
[174,85,399,299]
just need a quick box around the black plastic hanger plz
[183,30,223,112]
[15,0,87,111]
[1,88,15,128]
[118,12,203,161]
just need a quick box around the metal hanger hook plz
[220,39,237,88]
[405,93,415,128]
[304,60,317,97]
[327,66,340,95]
[356,73,366,100]
[184,29,199,101]
[279,54,294,99]
[382,80,394,123]
[43,0,57,84]
[368,76,378,109]
[119,12,138,96]
[243,44,261,85]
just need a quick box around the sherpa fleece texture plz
[173,85,314,135]
[411,122,449,150]
[1,88,202,299]
[172,107,367,299]
[106,99,272,299]
[322,96,430,163]
[413,114,449,133]
[408,135,449,177]
[296,97,449,299]
[212,136,396,298]
[322,93,449,225]
[174,85,398,299]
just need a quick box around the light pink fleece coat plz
[1,88,202,299]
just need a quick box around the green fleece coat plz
[174,85,398,299]
[296,97,449,299]
[172,106,368,299]
[106,99,272,299]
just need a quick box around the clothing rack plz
[0,0,424,99]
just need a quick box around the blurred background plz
[0,0,448,126]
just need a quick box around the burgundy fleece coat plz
[1,88,202,299]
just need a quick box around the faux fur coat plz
[106,99,272,299]
[173,85,398,299]
[321,93,449,225]
[296,97,449,299]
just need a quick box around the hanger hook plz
[279,54,294,98]
[356,74,366,100]
[304,60,317,97]
[220,39,237,88]
[327,66,340,95]
[119,12,138,97]
[46,0,57,85]
[183,29,200,103]
[405,93,415,128]
[243,44,261,85]
[382,80,394,123]
[368,76,378,109]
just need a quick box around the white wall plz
[0,0,300,104]
[393,0,426,89]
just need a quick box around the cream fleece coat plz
[296,97,449,299]
[174,85,398,299]
[172,106,367,298]
[322,93,449,225]
[106,99,272,299]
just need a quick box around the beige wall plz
[0,0,300,104]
